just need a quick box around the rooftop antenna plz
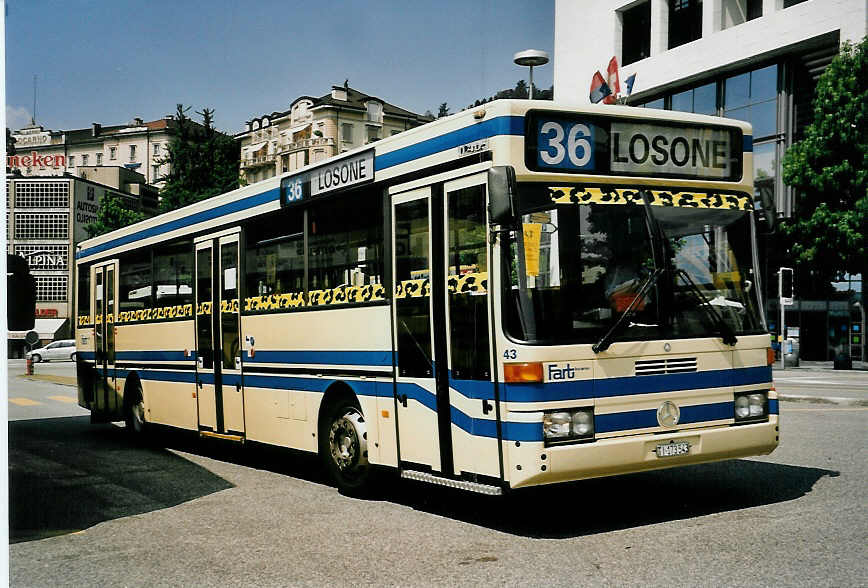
[32,74,37,125]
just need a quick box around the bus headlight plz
[734,391,768,423]
[543,408,595,444]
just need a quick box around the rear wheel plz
[124,381,147,437]
[320,401,370,493]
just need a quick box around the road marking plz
[48,395,78,404]
[784,407,868,412]
[9,397,43,406]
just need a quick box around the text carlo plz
[610,122,735,179]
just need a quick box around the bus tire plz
[319,399,371,493]
[124,379,148,438]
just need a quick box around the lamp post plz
[513,49,549,99]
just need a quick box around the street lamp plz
[513,49,549,100]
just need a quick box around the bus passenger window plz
[245,211,305,302]
[119,250,152,311]
[153,240,193,308]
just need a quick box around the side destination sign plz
[311,150,374,196]
[281,149,374,206]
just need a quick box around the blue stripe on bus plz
[503,366,772,403]
[76,188,280,259]
[743,134,753,152]
[595,401,733,433]
[116,350,191,362]
[375,116,525,171]
[243,350,393,366]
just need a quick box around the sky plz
[5,0,554,135]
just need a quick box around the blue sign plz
[536,118,596,171]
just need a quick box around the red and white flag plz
[604,56,620,104]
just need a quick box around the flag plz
[624,73,637,96]
[607,56,621,96]
[589,71,611,104]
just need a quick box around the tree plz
[437,103,450,118]
[85,191,147,238]
[781,36,867,288]
[158,104,240,213]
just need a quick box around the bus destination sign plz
[281,149,374,207]
[527,111,742,182]
[610,122,732,179]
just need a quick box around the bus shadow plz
[8,417,234,544]
[379,460,839,538]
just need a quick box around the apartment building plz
[238,83,432,184]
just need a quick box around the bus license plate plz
[656,441,690,458]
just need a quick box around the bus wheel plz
[124,381,147,437]
[321,402,370,493]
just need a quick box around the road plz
[7,362,868,587]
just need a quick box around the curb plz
[778,394,868,407]
[18,374,77,387]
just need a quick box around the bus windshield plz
[504,185,765,345]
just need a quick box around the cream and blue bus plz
[75,99,778,494]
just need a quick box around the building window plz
[367,127,379,142]
[783,0,807,7]
[68,156,75,168]
[282,155,289,173]
[152,165,161,179]
[13,181,70,208]
[641,97,665,109]
[721,0,762,29]
[342,123,353,143]
[96,153,103,166]
[34,276,68,302]
[724,64,778,139]
[129,145,137,161]
[669,0,703,49]
[621,1,651,66]
[153,144,160,156]
[82,154,89,166]
[109,147,117,160]
[747,0,762,20]
[670,82,717,115]
[14,212,69,239]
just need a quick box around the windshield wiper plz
[674,269,738,346]
[593,268,664,353]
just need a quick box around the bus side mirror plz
[488,166,517,226]
[7,254,36,331]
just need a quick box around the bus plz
[74,100,778,494]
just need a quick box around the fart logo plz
[545,362,590,382]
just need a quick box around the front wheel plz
[320,402,371,493]
[70,352,77,361]
[31,354,42,363]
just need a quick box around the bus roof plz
[76,100,753,263]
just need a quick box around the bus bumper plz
[507,417,779,489]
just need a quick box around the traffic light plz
[7,254,36,331]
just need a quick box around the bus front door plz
[92,261,121,420]
[392,187,445,472]
[392,174,503,482]
[195,231,246,438]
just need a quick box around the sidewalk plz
[775,359,868,372]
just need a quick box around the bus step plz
[401,469,503,495]
[199,431,245,443]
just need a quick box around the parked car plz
[26,339,77,363]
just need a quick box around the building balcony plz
[240,154,276,169]
[278,136,335,153]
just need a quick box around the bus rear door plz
[92,260,122,420]
[195,230,246,439]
